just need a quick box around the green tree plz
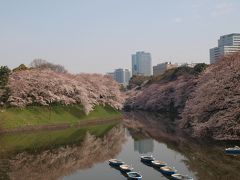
[0,66,11,106]
[0,66,11,87]
[193,63,208,75]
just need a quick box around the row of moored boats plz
[109,155,193,180]
[108,146,240,179]
[109,159,142,179]
[140,155,193,180]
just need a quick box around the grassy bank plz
[0,105,122,130]
[0,121,119,155]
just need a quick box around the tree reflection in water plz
[124,112,240,180]
[1,124,125,180]
[1,112,240,180]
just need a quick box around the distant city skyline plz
[0,0,240,73]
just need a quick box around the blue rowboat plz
[151,160,167,167]
[109,159,124,166]
[171,174,194,180]
[119,164,134,173]
[140,155,155,164]
[160,166,177,175]
[225,146,240,154]
[127,172,142,180]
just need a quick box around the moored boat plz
[119,164,133,173]
[225,146,240,154]
[109,159,124,166]
[160,166,177,175]
[140,155,155,164]
[151,160,167,167]
[127,172,142,180]
[171,174,193,180]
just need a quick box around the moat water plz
[0,112,240,180]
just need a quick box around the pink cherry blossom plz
[6,69,125,114]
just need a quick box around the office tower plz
[132,51,152,76]
[108,68,131,87]
[106,72,115,79]
[114,68,125,84]
[210,33,240,64]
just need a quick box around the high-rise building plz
[210,33,240,64]
[114,68,125,84]
[124,69,131,85]
[107,68,131,87]
[106,72,115,79]
[153,62,178,76]
[132,51,152,76]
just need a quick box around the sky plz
[0,0,240,74]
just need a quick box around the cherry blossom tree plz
[6,68,124,114]
[181,53,240,140]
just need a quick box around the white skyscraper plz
[210,33,240,64]
[107,68,131,87]
[132,51,152,76]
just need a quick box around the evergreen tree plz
[0,66,11,87]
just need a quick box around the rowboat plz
[151,160,167,167]
[119,164,133,173]
[160,166,177,175]
[127,172,142,180]
[109,159,124,166]
[171,174,194,180]
[140,155,155,164]
[225,146,240,154]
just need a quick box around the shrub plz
[193,63,208,75]
[0,66,11,87]
[12,64,28,72]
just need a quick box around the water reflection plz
[0,123,125,180]
[124,112,240,180]
[0,112,240,180]
[134,139,154,154]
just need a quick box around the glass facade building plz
[210,33,240,64]
[132,51,152,76]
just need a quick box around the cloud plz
[173,17,183,23]
[211,2,235,17]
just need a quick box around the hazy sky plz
[0,0,240,74]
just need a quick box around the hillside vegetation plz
[125,54,240,140]
[181,53,240,140]
[125,64,207,117]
